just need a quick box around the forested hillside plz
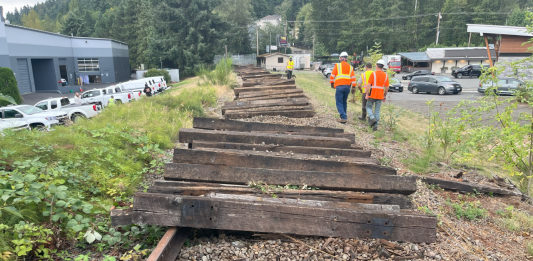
[5,0,532,75]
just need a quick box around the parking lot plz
[21,83,116,105]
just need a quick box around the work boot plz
[358,116,366,121]
[372,125,378,132]
[337,118,347,124]
[368,118,377,127]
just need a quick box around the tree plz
[21,10,43,30]
[215,0,254,54]
[507,8,528,27]
[61,9,95,37]
[0,68,23,107]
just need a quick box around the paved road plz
[21,83,115,105]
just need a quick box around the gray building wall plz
[0,17,130,94]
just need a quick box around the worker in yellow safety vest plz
[286,57,294,79]
[329,52,356,124]
[364,59,389,131]
[356,63,374,121]
[108,96,117,107]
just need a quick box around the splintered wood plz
[111,117,438,243]
[223,67,315,119]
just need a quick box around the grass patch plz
[495,206,533,233]
[447,198,487,220]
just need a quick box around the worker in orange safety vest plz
[364,59,389,131]
[286,57,294,79]
[356,62,373,121]
[329,52,356,124]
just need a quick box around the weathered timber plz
[221,99,309,114]
[225,109,315,119]
[241,74,283,79]
[178,128,352,148]
[224,98,308,106]
[242,79,295,87]
[131,193,436,243]
[227,105,314,113]
[239,88,304,98]
[193,147,379,164]
[191,141,367,156]
[234,85,296,95]
[238,94,308,102]
[163,163,415,194]
[110,208,133,226]
[417,176,521,196]
[146,227,192,261]
[250,131,355,144]
[193,117,344,133]
[151,180,412,209]
[172,149,397,175]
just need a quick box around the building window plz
[78,58,100,72]
[278,57,283,63]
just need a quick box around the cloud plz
[0,0,43,15]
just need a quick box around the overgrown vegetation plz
[447,197,487,221]
[496,206,533,233]
[144,68,171,84]
[0,81,217,258]
[196,59,235,87]
[0,67,22,106]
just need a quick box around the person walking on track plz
[287,57,294,79]
[357,63,373,121]
[330,52,356,124]
[364,59,389,131]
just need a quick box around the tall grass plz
[197,58,235,87]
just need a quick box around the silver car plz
[478,77,523,95]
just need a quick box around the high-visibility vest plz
[360,70,373,93]
[330,62,355,88]
[368,71,389,100]
[108,98,116,107]
[287,60,294,70]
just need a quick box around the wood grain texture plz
[193,117,344,133]
[146,227,192,261]
[222,99,309,114]
[417,176,520,196]
[239,88,304,98]
[238,93,308,101]
[191,141,367,157]
[224,109,315,119]
[110,208,133,226]
[172,149,397,175]
[242,79,295,87]
[131,193,436,243]
[150,180,412,209]
[234,85,297,95]
[163,163,415,194]
[178,128,351,148]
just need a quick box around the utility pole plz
[225,45,228,64]
[269,32,271,53]
[435,12,442,45]
[468,32,472,47]
[160,57,162,69]
[285,21,288,54]
[256,26,259,56]
[312,34,315,62]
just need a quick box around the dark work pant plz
[335,85,351,120]
[287,70,293,79]
[469,71,473,78]
[361,92,367,119]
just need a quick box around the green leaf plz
[86,233,96,244]
[52,214,60,222]
[72,224,84,232]
[24,174,37,182]
[1,195,9,201]
[14,184,24,190]
[3,206,22,218]
[57,185,68,191]
[67,219,78,227]
[48,184,57,194]
[42,211,50,216]
[55,200,66,207]
[10,175,23,183]
[55,191,67,199]
[30,183,44,189]
[75,214,83,221]
[81,218,90,224]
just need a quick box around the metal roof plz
[397,52,430,62]
[467,24,532,37]
[257,53,290,58]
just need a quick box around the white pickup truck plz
[0,105,65,130]
[0,119,30,134]
[80,87,132,107]
[35,97,101,122]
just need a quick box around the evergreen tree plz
[215,0,254,54]
[21,10,43,30]
[0,68,23,107]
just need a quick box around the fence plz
[214,54,257,66]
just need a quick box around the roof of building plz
[397,52,430,62]
[257,52,290,58]
[4,23,128,45]
[467,24,532,37]
[261,15,282,20]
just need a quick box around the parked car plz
[319,63,330,72]
[451,64,484,79]
[148,77,167,92]
[0,119,30,134]
[402,70,434,80]
[80,87,131,107]
[35,97,101,122]
[0,105,65,130]
[323,64,335,78]
[478,77,523,95]
[388,78,403,92]
[101,86,134,104]
[408,76,462,95]
[330,53,340,57]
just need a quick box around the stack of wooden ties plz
[111,117,437,244]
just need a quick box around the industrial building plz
[0,6,130,94]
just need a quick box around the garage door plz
[16,59,32,94]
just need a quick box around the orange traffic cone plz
[79,87,83,92]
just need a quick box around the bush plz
[0,67,23,106]
[196,59,235,87]
[145,68,171,83]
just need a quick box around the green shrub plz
[144,68,171,83]
[449,200,487,220]
[196,59,235,87]
[0,67,23,106]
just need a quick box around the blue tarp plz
[398,52,430,62]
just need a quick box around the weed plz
[197,59,235,87]
[449,200,487,220]
[418,205,435,215]
[379,157,392,167]
[426,184,444,191]
[383,102,404,131]
[402,149,437,174]
[527,241,533,256]
[496,206,533,233]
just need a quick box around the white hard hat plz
[340,52,349,57]
[376,59,385,65]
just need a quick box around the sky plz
[0,0,42,15]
